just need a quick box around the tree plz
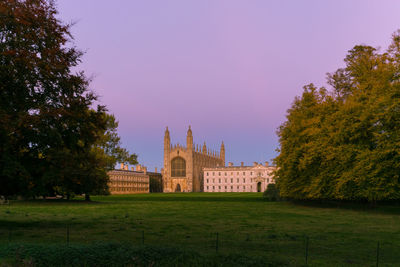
[275,30,400,202]
[0,0,136,199]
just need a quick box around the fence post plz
[142,230,144,245]
[66,224,69,246]
[215,232,219,253]
[376,241,380,267]
[305,236,309,265]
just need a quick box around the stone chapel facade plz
[163,126,225,192]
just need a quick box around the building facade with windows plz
[163,126,225,192]
[108,163,150,194]
[203,162,275,193]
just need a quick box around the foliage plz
[0,0,136,199]
[274,30,400,202]
[263,183,280,201]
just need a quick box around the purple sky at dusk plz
[57,1,400,171]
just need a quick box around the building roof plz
[202,165,276,171]
[108,169,148,176]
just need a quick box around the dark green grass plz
[0,242,285,267]
[1,193,400,266]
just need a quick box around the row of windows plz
[205,178,270,184]
[110,175,147,182]
[110,182,147,186]
[206,171,268,176]
[207,185,249,190]
[110,187,149,192]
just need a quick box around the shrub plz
[263,184,280,201]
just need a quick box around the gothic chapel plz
[163,126,225,192]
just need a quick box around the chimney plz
[265,161,269,167]
[136,164,141,171]
[241,162,244,167]
[253,162,258,167]
[124,165,128,170]
[228,162,233,167]
[155,167,158,173]
[143,166,147,174]
[131,166,134,171]
[120,163,124,170]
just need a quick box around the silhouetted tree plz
[0,0,136,199]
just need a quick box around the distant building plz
[163,126,225,192]
[203,162,275,193]
[108,163,150,194]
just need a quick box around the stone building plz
[203,162,275,193]
[163,126,225,192]
[108,163,150,194]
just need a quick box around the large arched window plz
[171,157,186,177]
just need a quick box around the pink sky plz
[57,0,400,170]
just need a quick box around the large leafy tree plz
[0,0,136,199]
[275,31,400,202]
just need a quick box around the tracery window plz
[171,157,186,177]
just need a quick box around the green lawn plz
[1,193,400,266]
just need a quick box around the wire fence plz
[0,225,399,266]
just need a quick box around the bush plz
[263,184,280,201]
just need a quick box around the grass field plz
[1,193,400,266]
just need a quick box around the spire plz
[186,125,193,150]
[164,126,170,140]
[164,126,170,151]
[203,142,207,154]
[220,141,225,166]
[163,127,171,176]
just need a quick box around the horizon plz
[57,0,400,171]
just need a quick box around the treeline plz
[0,0,136,200]
[275,31,400,202]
